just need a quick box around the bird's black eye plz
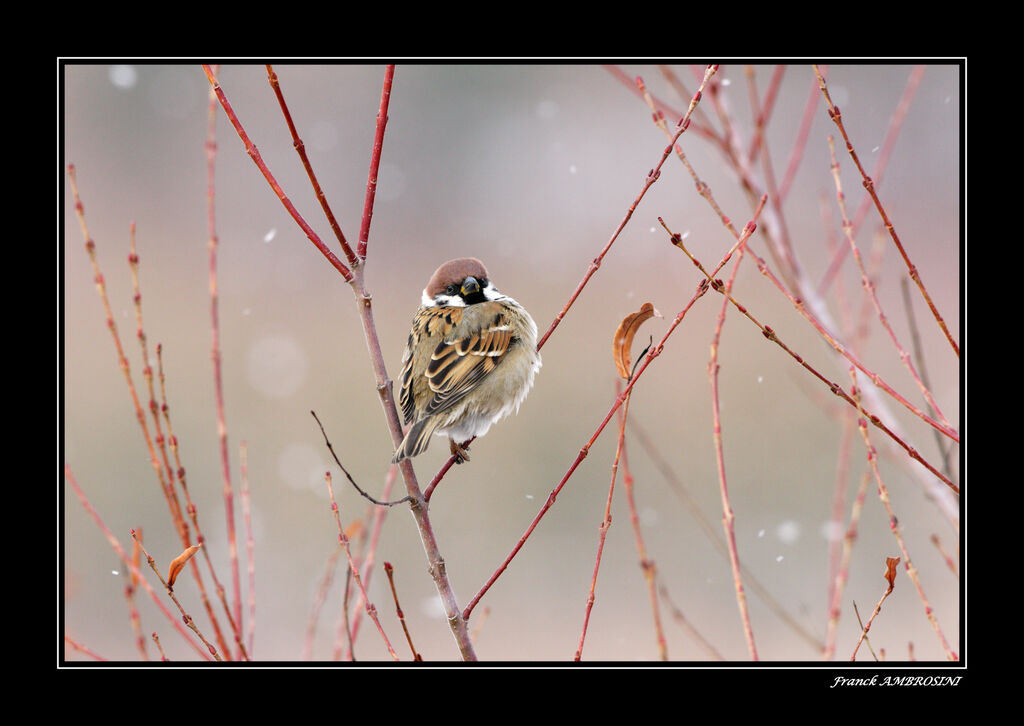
[445,284,458,295]
[478,278,488,288]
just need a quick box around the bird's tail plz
[392,417,439,463]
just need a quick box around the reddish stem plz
[265,64,358,267]
[203,66,243,651]
[200,65,353,282]
[464,196,762,621]
[812,65,958,357]
[357,65,394,261]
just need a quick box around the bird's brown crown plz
[425,257,490,297]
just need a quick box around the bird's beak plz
[461,276,481,296]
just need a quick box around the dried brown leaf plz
[613,302,661,379]
[167,544,203,588]
[884,557,900,593]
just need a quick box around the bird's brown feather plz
[398,302,515,425]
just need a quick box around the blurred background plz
[62,62,961,663]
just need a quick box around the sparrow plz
[392,257,541,464]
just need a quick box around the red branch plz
[358,65,394,261]
[464,197,764,621]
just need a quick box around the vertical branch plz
[240,441,256,658]
[618,387,668,660]
[205,65,479,660]
[384,562,422,660]
[124,528,148,660]
[204,64,244,650]
[357,65,394,261]
[574,388,632,661]
[707,218,759,661]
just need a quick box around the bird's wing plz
[421,304,514,419]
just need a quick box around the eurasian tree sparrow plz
[392,257,541,464]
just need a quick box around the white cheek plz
[482,283,505,302]
[426,291,466,307]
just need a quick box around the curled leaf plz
[167,544,203,588]
[613,302,662,380]
[883,557,900,593]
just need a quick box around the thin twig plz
[70,166,236,658]
[204,65,244,645]
[778,68,824,203]
[930,534,959,579]
[151,633,169,661]
[123,527,148,660]
[64,637,106,661]
[155,345,242,659]
[341,564,355,660]
[265,64,358,267]
[850,558,900,662]
[323,472,399,660]
[240,441,255,657]
[575,387,632,661]
[200,65,353,282]
[464,201,764,621]
[617,386,667,660]
[661,218,958,492]
[346,464,400,655]
[311,410,413,507]
[659,585,725,660]
[130,530,223,660]
[813,65,958,357]
[64,465,212,660]
[827,136,953,430]
[357,65,394,261]
[901,277,957,483]
[851,601,879,661]
[628,418,823,651]
[707,206,758,660]
[303,547,342,660]
[818,65,926,294]
[823,470,872,660]
[849,369,958,660]
[537,65,719,352]
[384,562,423,661]
[68,165,190,547]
